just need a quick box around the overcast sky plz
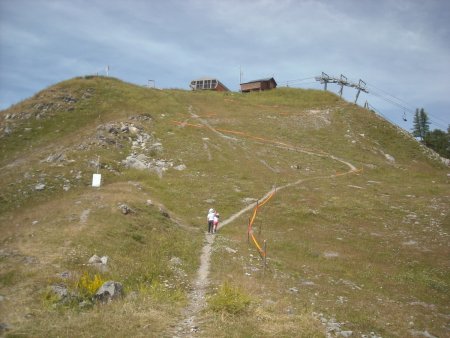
[1,0,449,131]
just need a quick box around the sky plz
[1,0,449,131]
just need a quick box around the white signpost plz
[92,156,102,187]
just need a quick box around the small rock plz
[159,207,170,218]
[95,281,124,303]
[146,199,153,206]
[50,284,69,300]
[225,247,237,254]
[385,153,395,163]
[59,271,71,279]
[35,183,46,191]
[289,287,299,293]
[119,204,132,214]
[78,300,93,309]
[170,257,182,266]
[88,255,102,264]
[100,256,108,265]
[340,331,353,337]
[0,322,11,333]
[324,251,339,258]
[242,197,257,204]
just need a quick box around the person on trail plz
[207,208,215,233]
[213,212,220,233]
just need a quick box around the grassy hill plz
[0,76,448,337]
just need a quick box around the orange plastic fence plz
[247,190,275,258]
[172,119,363,260]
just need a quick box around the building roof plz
[240,77,277,85]
[190,77,230,91]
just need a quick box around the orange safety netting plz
[247,190,275,258]
[172,119,363,259]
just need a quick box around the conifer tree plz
[412,108,430,141]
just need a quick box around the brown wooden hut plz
[240,77,277,92]
[190,77,230,92]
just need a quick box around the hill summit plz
[0,76,448,337]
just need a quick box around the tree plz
[424,129,450,158]
[412,108,430,141]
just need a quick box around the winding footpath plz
[172,108,360,337]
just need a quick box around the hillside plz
[0,76,448,337]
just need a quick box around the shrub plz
[76,272,105,297]
[208,282,251,315]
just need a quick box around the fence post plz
[263,240,267,269]
[247,218,250,244]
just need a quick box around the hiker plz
[213,212,220,233]
[207,208,215,233]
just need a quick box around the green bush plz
[208,282,251,315]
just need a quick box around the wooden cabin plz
[240,77,277,92]
[190,77,230,92]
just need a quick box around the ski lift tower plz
[353,79,368,104]
[315,72,333,91]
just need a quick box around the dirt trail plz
[172,201,262,337]
[172,109,359,336]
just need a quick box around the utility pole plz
[338,74,348,97]
[354,79,368,104]
[315,72,332,91]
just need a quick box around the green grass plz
[0,76,448,337]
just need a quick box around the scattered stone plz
[159,207,170,218]
[79,300,93,309]
[340,331,353,337]
[225,247,237,254]
[170,256,182,266]
[288,287,299,293]
[4,126,12,134]
[301,280,315,286]
[0,322,10,334]
[44,153,65,163]
[35,183,46,191]
[119,204,132,214]
[24,256,39,264]
[59,271,71,279]
[384,153,395,163]
[324,251,339,258]
[50,284,69,300]
[80,209,90,224]
[123,155,147,170]
[88,255,102,264]
[95,281,124,303]
[146,199,153,206]
[174,164,187,171]
[204,199,215,204]
[88,255,108,265]
[409,330,438,338]
[403,240,418,246]
[242,197,257,204]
